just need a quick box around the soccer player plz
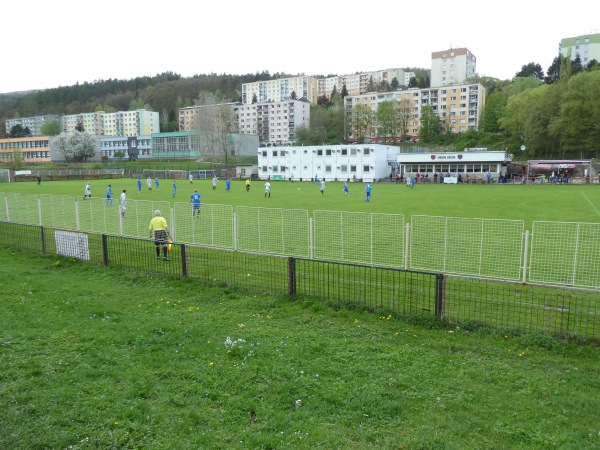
[365,183,372,202]
[343,181,349,195]
[146,177,153,191]
[83,183,91,200]
[119,189,127,217]
[155,177,160,190]
[148,210,171,261]
[245,178,250,192]
[212,175,218,191]
[172,180,177,198]
[226,178,231,192]
[188,173,193,184]
[320,179,326,195]
[105,184,113,206]
[137,178,142,193]
[264,180,271,198]
[190,189,201,219]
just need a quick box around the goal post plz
[0,169,11,183]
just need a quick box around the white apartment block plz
[235,100,310,145]
[344,83,485,139]
[5,115,61,136]
[430,48,477,88]
[560,33,600,67]
[241,76,319,104]
[257,143,399,182]
[61,109,159,136]
[318,68,416,98]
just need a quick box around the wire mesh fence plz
[443,275,600,340]
[3,191,600,289]
[2,220,600,341]
[529,221,600,289]
[236,207,310,257]
[313,211,405,267]
[410,215,524,280]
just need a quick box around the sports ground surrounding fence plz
[1,191,600,289]
[1,220,599,341]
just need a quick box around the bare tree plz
[191,92,238,166]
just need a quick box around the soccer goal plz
[0,169,11,183]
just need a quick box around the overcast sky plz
[1,0,598,94]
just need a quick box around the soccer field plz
[3,177,600,226]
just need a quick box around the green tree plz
[74,121,85,132]
[41,120,61,136]
[549,71,600,158]
[340,84,349,99]
[419,106,441,143]
[9,124,32,137]
[515,62,545,80]
[351,104,373,144]
[376,100,399,142]
[481,90,508,133]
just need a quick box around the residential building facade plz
[5,115,61,137]
[257,143,399,182]
[241,76,319,104]
[318,68,416,99]
[0,136,51,162]
[559,33,600,67]
[234,99,310,146]
[430,48,477,87]
[62,109,159,137]
[344,82,485,140]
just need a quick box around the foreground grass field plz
[3,177,600,227]
[1,247,600,449]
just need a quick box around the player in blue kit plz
[190,189,201,218]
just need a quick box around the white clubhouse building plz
[258,144,400,182]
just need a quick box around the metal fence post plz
[405,222,411,270]
[309,217,314,260]
[181,243,188,277]
[4,197,9,222]
[233,212,237,251]
[522,230,529,283]
[288,257,296,297]
[435,273,445,318]
[102,234,109,266]
[41,226,47,254]
[38,198,42,226]
[75,201,80,231]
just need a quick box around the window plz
[317,149,323,156]
[363,148,370,155]
[350,165,357,172]
[326,149,332,156]
[341,165,348,173]
[363,165,370,173]
[262,151,267,157]
[341,148,347,155]
[272,150,278,157]
[350,148,357,156]
[262,166,267,172]
[325,165,332,173]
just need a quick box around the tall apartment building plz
[344,82,485,139]
[234,99,310,145]
[5,115,61,136]
[62,112,104,135]
[430,48,477,87]
[318,68,416,99]
[559,33,600,66]
[62,109,159,136]
[241,76,319,104]
[102,110,160,137]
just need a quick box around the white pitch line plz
[581,191,600,217]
